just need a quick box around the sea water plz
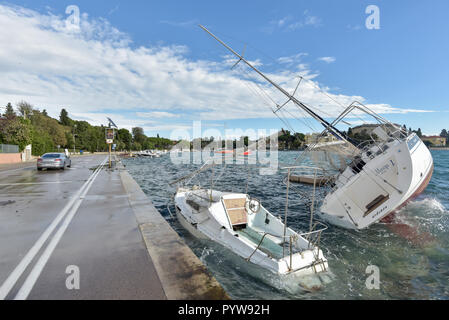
[123,150,449,300]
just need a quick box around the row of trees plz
[346,124,424,143]
[3,102,446,154]
[439,129,449,146]
[278,129,305,150]
[0,102,174,155]
[182,129,306,151]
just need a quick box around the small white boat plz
[135,150,153,157]
[135,150,164,158]
[174,187,328,280]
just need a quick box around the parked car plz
[37,153,72,171]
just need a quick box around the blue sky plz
[0,0,448,138]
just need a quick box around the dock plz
[0,155,228,300]
[289,174,334,186]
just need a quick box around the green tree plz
[17,101,34,119]
[440,129,448,146]
[2,101,176,154]
[415,128,423,138]
[71,121,93,151]
[132,127,146,145]
[0,117,32,151]
[30,110,67,147]
[117,128,133,150]
[3,103,16,119]
[31,128,54,156]
[59,108,72,126]
[132,141,142,151]
[402,124,407,132]
[65,131,75,149]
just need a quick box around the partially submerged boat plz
[171,162,329,287]
[175,188,327,276]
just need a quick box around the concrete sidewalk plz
[0,160,36,172]
[119,159,229,300]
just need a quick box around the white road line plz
[0,157,107,300]
[0,181,73,186]
[14,159,106,300]
[0,166,35,174]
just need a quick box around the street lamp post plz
[73,125,77,155]
[73,134,77,154]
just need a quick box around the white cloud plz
[70,112,151,133]
[160,19,199,28]
[286,10,322,31]
[304,14,321,27]
[318,56,336,64]
[136,111,181,119]
[277,16,290,27]
[0,4,431,136]
[347,24,362,31]
[278,53,308,65]
[108,5,120,16]
[264,11,322,34]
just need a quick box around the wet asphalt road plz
[0,155,166,300]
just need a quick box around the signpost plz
[105,118,118,169]
[105,128,115,168]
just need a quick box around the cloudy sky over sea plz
[0,0,448,137]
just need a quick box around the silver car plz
[37,153,72,171]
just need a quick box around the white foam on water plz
[274,270,336,295]
[199,247,212,262]
[396,198,446,222]
[409,198,446,213]
[394,197,449,235]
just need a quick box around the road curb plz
[118,163,229,300]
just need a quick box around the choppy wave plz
[400,198,446,215]
[395,198,448,235]
[124,150,449,300]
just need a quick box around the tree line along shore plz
[0,102,173,155]
[1,102,447,155]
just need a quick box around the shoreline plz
[430,147,449,150]
[118,158,229,300]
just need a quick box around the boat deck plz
[237,227,285,260]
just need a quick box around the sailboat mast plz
[199,25,350,143]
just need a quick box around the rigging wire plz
[299,78,369,126]
[238,65,320,134]
[233,60,357,179]
[210,34,362,204]
[238,66,278,106]
[236,66,310,135]
[210,27,369,128]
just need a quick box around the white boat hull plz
[174,189,328,278]
[320,134,434,229]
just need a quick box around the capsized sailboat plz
[199,25,434,230]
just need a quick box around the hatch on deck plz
[223,196,248,230]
